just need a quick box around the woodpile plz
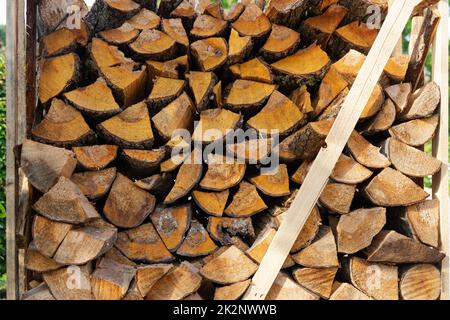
[21,0,444,300]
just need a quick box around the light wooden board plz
[431,0,449,300]
[243,0,423,300]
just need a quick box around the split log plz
[191,14,228,39]
[200,245,258,285]
[122,282,144,300]
[400,82,440,121]
[147,55,189,80]
[400,264,441,300]
[292,226,339,268]
[332,49,366,84]
[25,243,63,273]
[313,67,348,116]
[389,114,439,147]
[339,0,388,23]
[89,38,134,70]
[150,204,191,252]
[20,139,77,193]
[122,149,166,176]
[72,145,118,171]
[232,4,271,39]
[104,173,156,228]
[186,71,218,111]
[171,0,197,30]
[224,79,276,114]
[360,83,385,119]
[292,267,338,299]
[230,58,273,83]
[214,280,251,300]
[164,149,203,204]
[162,18,189,50]
[104,247,136,267]
[99,24,140,45]
[227,138,273,164]
[71,167,117,200]
[41,23,89,58]
[329,282,371,300]
[200,155,246,191]
[383,138,441,177]
[33,176,100,224]
[247,91,305,138]
[385,83,412,114]
[146,262,202,300]
[177,219,218,257]
[347,131,391,169]
[250,164,290,197]
[43,264,94,300]
[193,108,241,144]
[362,98,396,135]
[278,118,333,162]
[337,207,386,254]
[85,0,141,32]
[289,85,314,115]
[22,283,55,301]
[288,205,322,253]
[91,258,136,300]
[365,230,445,264]
[259,24,301,61]
[191,37,228,72]
[271,44,330,88]
[330,154,373,184]
[204,1,224,19]
[38,53,80,104]
[328,21,378,58]
[364,167,429,207]
[265,0,308,28]
[265,272,319,300]
[53,219,117,265]
[147,77,185,113]
[193,190,229,217]
[135,173,174,198]
[291,161,311,185]
[98,102,154,149]
[32,215,72,258]
[135,264,173,297]
[115,223,174,263]
[224,181,267,217]
[317,87,349,121]
[129,29,177,60]
[224,3,245,22]
[319,183,356,214]
[344,257,398,300]
[228,28,252,64]
[207,217,255,246]
[127,8,160,29]
[384,54,409,83]
[32,99,94,147]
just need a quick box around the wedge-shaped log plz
[104,173,156,228]
[400,264,441,300]
[250,164,290,197]
[32,99,94,147]
[337,207,386,254]
[146,262,202,300]
[200,154,246,191]
[193,190,229,217]
[89,38,133,70]
[247,91,304,138]
[214,280,251,300]
[170,0,197,30]
[21,139,77,193]
[232,4,271,39]
[313,66,348,116]
[33,176,100,224]
[72,145,118,171]
[147,55,189,80]
[91,258,136,300]
[135,264,173,297]
[98,102,154,149]
[319,183,356,214]
[122,149,165,176]
[362,98,396,134]
[191,14,227,39]
[385,83,411,113]
[266,272,319,300]
[177,219,218,257]
[186,71,217,111]
[292,267,338,299]
[25,243,63,273]
[265,0,308,28]
[85,0,141,32]
[344,257,398,300]
[292,226,339,268]
[130,29,177,60]
[227,138,272,164]
[328,21,378,58]
[127,8,161,29]
[41,23,89,58]
[164,149,203,204]
[115,223,174,263]
[364,167,429,207]
[329,282,370,300]
[200,245,258,285]
[22,283,55,301]
[191,37,228,72]
[53,219,117,265]
[162,18,189,49]
[331,154,373,184]
[332,49,365,84]
[224,181,267,217]
[150,204,191,252]
[64,78,121,119]
[43,264,94,300]
[207,217,255,245]
[228,28,252,64]
[71,167,117,200]
[99,23,140,45]
[400,82,440,121]
[389,114,439,147]
[365,230,445,264]
[38,53,80,104]
[289,85,313,115]
[291,161,311,185]
[224,2,245,22]
[32,215,72,258]
[135,173,174,198]
[193,108,241,144]
[225,79,276,114]
[147,77,185,112]
[259,24,300,61]
[384,55,409,83]
[347,131,390,169]
[383,138,441,177]
[230,58,273,83]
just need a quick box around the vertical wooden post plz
[6,0,27,300]
[431,0,449,300]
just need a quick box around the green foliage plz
[0,25,5,47]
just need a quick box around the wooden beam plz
[243,0,422,300]
[431,0,449,300]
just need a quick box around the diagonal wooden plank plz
[242,0,423,300]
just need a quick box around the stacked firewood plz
[21,0,444,300]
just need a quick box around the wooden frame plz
[4,0,449,300]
